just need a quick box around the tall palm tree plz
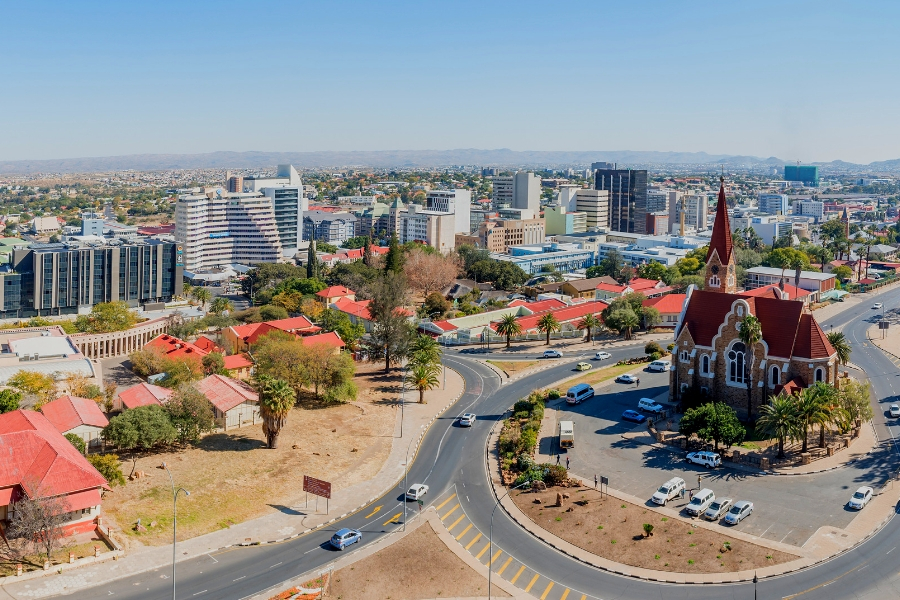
[537,313,561,345]
[256,375,297,449]
[210,297,234,315]
[795,383,833,453]
[577,314,601,343]
[826,331,851,367]
[756,394,800,459]
[738,315,762,421]
[182,282,193,300]
[193,287,211,310]
[406,362,440,404]
[495,313,522,348]
[409,334,441,368]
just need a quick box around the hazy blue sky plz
[2,0,898,163]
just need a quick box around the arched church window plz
[728,342,746,384]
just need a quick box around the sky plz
[2,0,899,164]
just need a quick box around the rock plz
[562,493,570,500]
[533,498,542,504]
[313,452,320,455]
[351,448,358,452]
[292,444,299,449]
[565,507,574,512]
[332,428,337,433]
[133,524,147,533]
[149,521,158,528]
[555,492,563,507]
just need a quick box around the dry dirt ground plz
[326,520,509,600]
[103,363,400,546]
[512,486,798,574]
[0,534,114,576]
[486,360,538,376]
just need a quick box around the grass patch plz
[567,363,636,388]
[485,360,539,376]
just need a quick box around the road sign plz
[600,476,609,486]
[303,475,332,499]
[879,321,890,330]
[417,499,424,506]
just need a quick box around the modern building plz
[456,217,546,254]
[792,200,825,222]
[226,172,243,193]
[544,205,587,235]
[758,193,790,216]
[574,189,610,230]
[669,193,709,234]
[244,165,306,257]
[492,172,540,212]
[591,162,614,171]
[594,169,648,234]
[731,215,793,246]
[784,165,819,186]
[645,212,669,235]
[647,188,669,214]
[492,243,594,275]
[176,190,282,271]
[397,206,456,253]
[423,189,470,235]
[743,266,836,299]
[303,210,357,245]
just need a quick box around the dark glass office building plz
[594,169,649,234]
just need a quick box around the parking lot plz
[546,370,891,548]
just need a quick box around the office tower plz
[481,167,499,177]
[574,189,610,229]
[303,211,357,245]
[757,193,790,215]
[226,172,243,193]
[557,184,581,212]
[647,189,669,214]
[594,169,648,234]
[81,212,105,236]
[244,165,307,257]
[792,199,824,222]
[666,190,684,232]
[491,171,540,212]
[175,190,282,271]
[491,176,514,209]
[784,165,819,186]
[425,189,472,234]
[591,162,614,171]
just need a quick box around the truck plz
[559,420,574,449]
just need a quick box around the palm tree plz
[495,313,522,348]
[182,282,193,300]
[577,314,601,343]
[826,331,851,367]
[257,375,297,449]
[738,315,762,420]
[210,297,234,315]
[795,383,833,453]
[537,313,561,345]
[755,394,800,459]
[408,334,441,368]
[406,362,440,403]
[192,287,211,309]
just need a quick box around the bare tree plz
[404,249,461,300]
[8,491,71,564]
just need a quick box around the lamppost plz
[488,480,530,599]
[158,462,190,600]
[402,425,425,532]
[753,572,758,600]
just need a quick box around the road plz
[59,288,900,599]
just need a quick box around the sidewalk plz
[0,369,467,599]
[812,277,900,323]
[474,330,673,357]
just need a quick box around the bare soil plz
[511,486,798,574]
[486,360,539,376]
[326,521,509,599]
[103,363,398,546]
[0,535,114,576]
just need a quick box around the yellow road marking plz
[364,505,382,518]
[476,543,490,559]
[465,532,482,550]
[434,494,456,511]
[441,503,460,520]
[540,581,555,600]
[489,549,502,565]
[382,512,402,526]
[579,595,587,600]
[447,514,465,531]
[497,556,513,575]
[510,565,526,584]
[455,523,473,540]
[525,573,540,592]
[559,589,570,600]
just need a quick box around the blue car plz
[330,528,362,550]
[622,410,647,423]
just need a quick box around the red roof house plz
[316,285,356,305]
[144,334,208,368]
[300,331,346,352]
[643,294,686,327]
[491,301,609,336]
[196,375,259,431]
[40,395,109,448]
[223,353,253,380]
[223,316,319,354]
[115,382,174,411]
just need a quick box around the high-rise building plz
[591,162,614,171]
[647,189,669,214]
[793,199,824,222]
[491,171,540,212]
[670,194,709,234]
[481,167,499,177]
[544,206,587,235]
[425,189,471,234]
[244,165,307,257]
[303,211,357,245]
[574,189,610,230]
[594,169,648,234]
[226,172,244,193]
[784,165,819,186]
[175,190,283,271]
[758,193,789,215]
[397,205,456,253]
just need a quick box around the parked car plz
[686,451,722,468]
[638,398,665,414]
[543,350,563,359]
[704,498,733,521]
[621,409,647,423]
[873,302,883,310]
[685,488,716,516]
[616,374,638,384]
[459,413,476,427]
[651,477,686,505]
[594,351,612,360]
[647,360,671,372]
[890,404,900,418]
[848,486,874,510]
[330,528,362,550]
[724,500,754,524]
[575,362,592,371]
[406,483,429,501]
[565,383,595,405]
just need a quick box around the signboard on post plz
[303,475,333,514]
[600,475,609,499]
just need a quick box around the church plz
[670,179,838,418]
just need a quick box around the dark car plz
[621,409,647,423]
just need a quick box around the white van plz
[559,420,575,448]
[565,383,595,405]
[685,488,716,516]
[638,398,665,414]
[651,477,685,505]
[648,360,671,372]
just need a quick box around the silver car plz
[704,497,733,520]
[724,500,753,525]
[848,486,873,510]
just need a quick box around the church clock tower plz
[705,177,737,293]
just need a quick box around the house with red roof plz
[594,278,670,301]
[196,375,259,430]
[320,246,389,268]
[40,395,109,448]
[144,334,208,370]
[316,285,356,305]
[490,300,609,337]
[671,180,838,418]
[643,294,687,328]
[222,316,319,354]
[300,331,346,353]
[0,410,109,535]
[194,335,223,353]
[223,353,253,380]
[115,382,173,411]
[331,297,415,334]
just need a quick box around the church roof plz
[706,179,734,265]
[792,313,836,359]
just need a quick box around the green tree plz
[642,305,661,329]
[756,394,800,458]
[87,454,126,487]
[159,356,203,388]
[832,265,853,282]
[836,379,873,433]
[75,301,137,333]
[384,233,403,274]
[210,297,234,314]
[604,308,640,340]
[192,287,211,309]
[165,384,217,443]
[318,308,366,350]
[8,370,57,408]
[406,362,441,404]
[636,261,667,281]
[423,292,451,318]
[795,382,836,453]
[103,405,177,451]
[367,271,415,371]
[576,314,601,343]
[596,249,624,280]
[537,313,561,345]
[307,240,318,279]
[675,257,701,275]
[202,352,227,376]
[0,388,22,413]
[343,236,369,249]
[495,313,523,348]
[256,375,297,449]
[64,433,86,454]
[408,334,442,368]
[260,304,290,321]
[738,315,762,420]
[679,402,746,451]
[304,346,358,403]
[826,331,851,366]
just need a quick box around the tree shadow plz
[195,433,265,452]
[267,504,305,516]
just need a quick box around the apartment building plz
[669,193,709,234]
[758,193,789,216]
[243,165,307,257]
[492,172,540,212]
[574,189,610,230]
[397,205,456,253]
[303,210,357,245]
[793,199,824,222]
[425,189,471,234]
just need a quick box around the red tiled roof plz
[300,331,345,349]
[493,301,608,333]
[707,180,734,265]
[316,285,355,298]
[146,334,208,359]
[231,316,320,347]
[792,313,836,359]
[627,278,663,291]
[429,320,457,332]
[265,316,317,332]
[223,353,253,370]
[742,284,810,300]
[507,298,567,312]
[773,377,806,397]
[118,383,173,409]
[196,375,258,413]
[0,410,108,498]
[332,297,373,321]
[194,336,222,353]
[40,396,109,433]
[596,282,628,293]
[643,294,686,314]
[680,290,744,347]
[751,296,804,358]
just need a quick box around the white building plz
[758,193,790,216]
[732,215,794,246]
[398,205,456,253]
[793,199,825,222]
[244,165,307,258]
[574,189,610,230]
[425,189,471,234]
[669,193,709,234]
[31,216,60,234]
[492,171,540,212]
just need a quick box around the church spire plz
[704,177,737,293]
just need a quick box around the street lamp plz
[753,572,758,600]
[488,480,530,600]
[158,462,190,600]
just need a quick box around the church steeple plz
[704,177,737,293]
[840,206,850,238]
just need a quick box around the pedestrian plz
[556,454,560,465]
[566,456,570,469]
[689,489,694,501]
[594,474,598,488]
[680,487,686,500]
[636,378,641,388]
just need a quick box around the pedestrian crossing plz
[435,489,593,600]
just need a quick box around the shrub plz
[644,341,663,355]
[88,453,126,487]
[643,523,654,537]
[667,343,675,352]
[649,351,662,361]
[541,463,568,486]
[520,429,537,453]
[547,389,561,400]
[65,433,86,454]
[513,399,532,414]
[516,454,534,472]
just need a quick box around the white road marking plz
[269,562,282,569]
[207,554,218,563]
[887,546,896,555]
[192,591,207,596]
[233,576,246,581]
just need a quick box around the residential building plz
[492,172,540,212]
[226,172,243,193]
[595,278,670,300]
[397,205,457,253]
[741,283,812,306]
[145,333,209,370]
[574,189,610,230]
[743,266,836,301]
[40,395,109,448]
[115,382,173,411]
[544,205,587,235]
[784,165,819,186]
[196,374,259,431]
[222,316,321,354]
[793,200,825,222]
[418,299,567,343]
[643,294,686,327]
[425,189,471,234]
[495,300,608,337]
[647,188,669,214]
[758,193,790,215]
[176,190,282,271]
[244,165,307,257]
[595,169,648,234]
[303,210,357,245]
[319,245,389,268]
[316,285,356,305]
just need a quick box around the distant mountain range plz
[0,149,897,174]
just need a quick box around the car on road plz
[330,528,361,550]
[621,409,647,423]
[543,350,563,359]
[873,302,883,310]
[890,404,900,418]
[594,351,611,360]
[575,362,592,371]
[686,451,722,468]
[848,486,874,510]
[647,360,671,372]
[685,488,716,516]
[459,413,476,427]
[638,398,665,414]
[704,498,733,521]
[616,374,638,384]
[405,483,429,501]
[724,500,754,524]
[651,477,686,505]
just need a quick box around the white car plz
[873,302,883,310]
[594,351,611,360]
[459,413,476,427]
[616,374,638,384]
[724,500,754,524]
[686,451,722,468]
[405,484,429,501]
[704,498,733,521]
[848,486,874,510]
[543,350,563,359]
[890,404,900,418]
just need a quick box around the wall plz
[71,316,170,360]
